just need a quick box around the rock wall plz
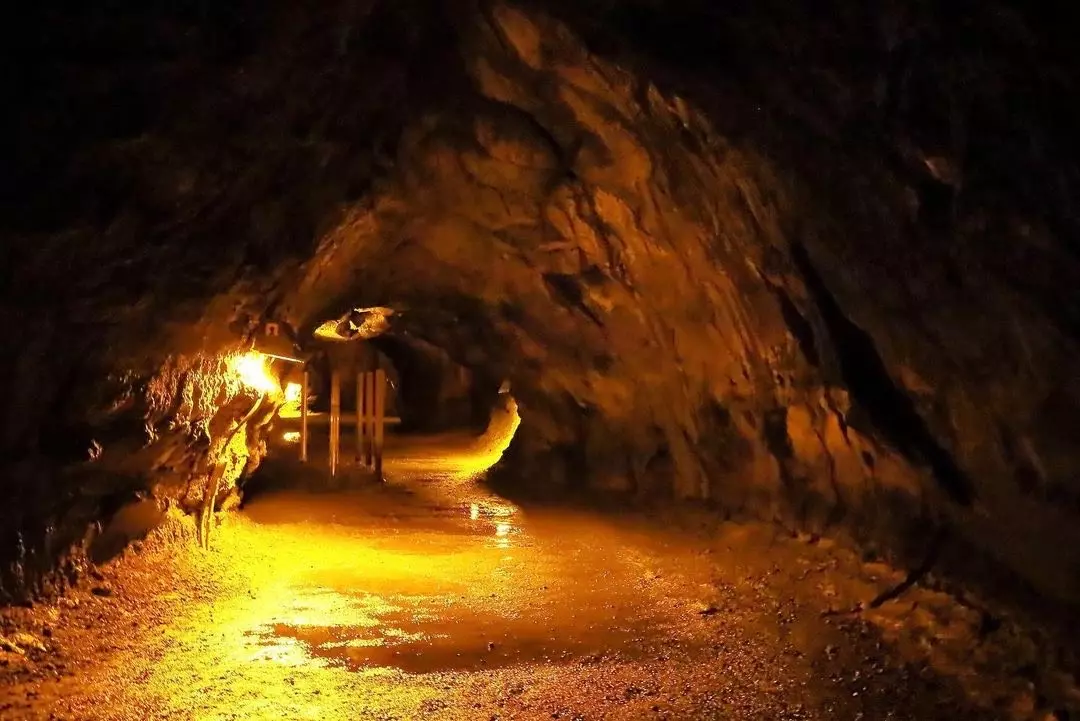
[0,348,278,600]
[279,1,1080,608]
[2,0,1079,612]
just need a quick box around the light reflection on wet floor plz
[241,484,683,675]
[254,589,662,674]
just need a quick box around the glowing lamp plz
[230,352,280,394]
[279,382,304,419]
[284,382,302,404]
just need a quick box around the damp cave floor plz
[0,435,1053,720]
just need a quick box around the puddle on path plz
[240,489,690,674]
[245,585,671,674]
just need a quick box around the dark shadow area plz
[371,334,498,434]
[773,288,820,368]
[87,498,165,564]
[789,239,975,506]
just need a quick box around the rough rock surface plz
[2,0,1079,633]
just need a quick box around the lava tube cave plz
[2,1,1080,719]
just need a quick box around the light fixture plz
[279,382,304,418]
[251,322,305,363]
[229,352,280,394]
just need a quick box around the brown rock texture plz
[2,0,1079,621]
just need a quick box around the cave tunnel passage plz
[3,253,1074,721]
[4,102,1078,721]
[6,451,1022,720]
[2,321,1048,721]
[1,291,1071,711]
[243,318,517,502]
[6,0,1080,717]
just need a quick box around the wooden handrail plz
[292,414,401,425]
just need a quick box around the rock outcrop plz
[2,0,1078,620]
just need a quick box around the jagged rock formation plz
[2,0,1078,621]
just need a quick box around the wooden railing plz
[298,368,393,481]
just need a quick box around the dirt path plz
[1,442,1070,720]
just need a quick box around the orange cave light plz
[278,382,304,418]
[229,351,281,395]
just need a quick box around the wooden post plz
[361,371,370,467]
[330,369,341,476]
[300,369,309,463]
[374,368,386,482]
[362,371,374,467]
[360,371,369,461]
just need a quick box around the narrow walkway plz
[1,435,1025,719]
